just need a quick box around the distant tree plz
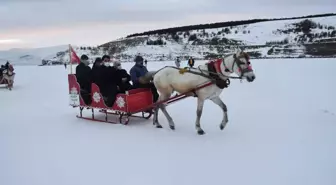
[331,30,336,37]
[188,34,197,41]
[223,27,231,34]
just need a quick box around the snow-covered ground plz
[1,58,336,185]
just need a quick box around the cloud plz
[0,0,334,49]
[0,39,22,44]
[0,0,334,31]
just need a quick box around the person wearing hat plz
[75,54,92,105]
[113,61,132,93]
[130,55,159,102]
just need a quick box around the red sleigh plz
[68,74,154,124]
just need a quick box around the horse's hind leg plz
[195,98,205,135]
[158,94,175,130]
[210,96,228,130]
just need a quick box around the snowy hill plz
[96,15,336,60]
[0,45,68,66]
[1,58,335,185]
[2,14,336,66]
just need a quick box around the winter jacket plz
[75,62,92,93]
[116,69,132,92]
[188,58,195,68]
[129,64,148,87]
[93,65,118,96]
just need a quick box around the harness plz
[146,53,253,97]
[177,54,253,89]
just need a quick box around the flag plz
[69,45,80,64]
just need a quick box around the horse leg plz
[153,94,164,129]
[158,97,175,130]
[195,98,205,135]
[210,96,228,130]
[153,106,162,128]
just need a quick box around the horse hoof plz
[197,130,205,135]
[220,125,224,130]
[156,125,163,128]
[169,125,175,130]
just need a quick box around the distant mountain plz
[0,45,68,65]
[2,13,336,66]
[97,14,336,60]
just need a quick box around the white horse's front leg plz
[210,96,228,130]
[153,106,162,128]
[195,98,205,135]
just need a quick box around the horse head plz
[221,51,256,82]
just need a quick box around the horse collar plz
[214,59,224,74]
[220,58,232,73]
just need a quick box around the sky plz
[0,0,335,50]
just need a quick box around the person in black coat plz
[113,61,132,93]
[75,55,92,105]
[187,57,195,68]
[92,57,103,86]
[98,55,119,107]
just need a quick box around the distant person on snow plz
[144,59,148,67]
[175,57,181,68]
[75,54,92,105]
[64,63,67,69]
[187,57,195,68]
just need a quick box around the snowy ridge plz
[100,15,336,60]
[1,15,336,66]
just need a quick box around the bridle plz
[221,53,253,79]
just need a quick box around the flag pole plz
[69,44,72,74]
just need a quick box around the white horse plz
[141,51,256,135]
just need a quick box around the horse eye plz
[247,62,251,65]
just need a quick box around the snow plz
[1,58,336,185]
